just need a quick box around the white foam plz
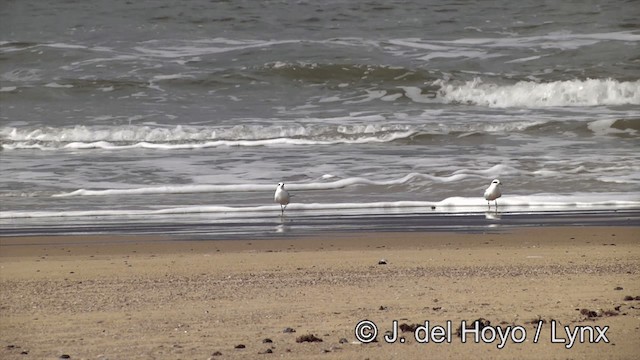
[430,31,640,50]
[455,164,521,177]
[387,33,633,63]
[598,173,640,184]
[46,164,532,202]
[0,123,418,150]
[418,50,496,61]
[387,39,453,51]
[44,43,87,50]
[151,74,194,81]
[433,193,640,210]
[64,55,138,69]
[52,172,488,198]
[343,90,387,104]
[133,39,299,58]
[588,119,637,135]
[3,193,638,220]
[435,78,640,108]
[399,86,436,103]
[381,93,403,101]
[44,82,73,88]
[0,111,633,152]
[57,133,415,150]
[505,55,546,63]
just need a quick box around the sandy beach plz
[1,226,639,359]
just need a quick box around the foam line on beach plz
[52,168,512,197]
[3,194,639,219]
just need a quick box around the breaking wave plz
[0,123,416,150]
[435,78,640,108]
[2,116,637,151]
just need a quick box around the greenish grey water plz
[1,0,639,234]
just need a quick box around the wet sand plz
[1,227,639,359]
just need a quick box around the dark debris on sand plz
[296,334,323,343]
[524,315,549,325]
[456,318,491,337]
[578,307,620,320]
[399,323,420,333]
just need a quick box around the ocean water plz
[1,0,639,235]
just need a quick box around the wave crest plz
[0,123,418,150]
[435,78,640,108]
[52,170,505,197]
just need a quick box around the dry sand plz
[1,227,639,359]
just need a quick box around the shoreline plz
[1,226,639,359]
[2,208,639,239]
